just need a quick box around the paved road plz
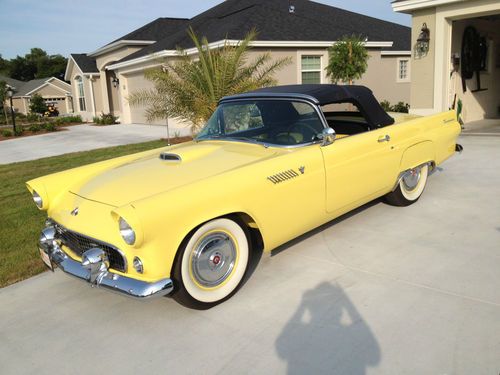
[0,124,191,165]
[1,136,499,375]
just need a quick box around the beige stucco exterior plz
[111,46,410,134]
[394,0,500,122]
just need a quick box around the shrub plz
[2,129,12,137]
[93,113,117,125]
[60,115,82,123]
[29,94,47,114]
[15,112,27,120]
[53,118,63,126]
[39,122,47,130]
[380,100,410,113]
[26,112,40,122]
[14,128,24,136]
[392,101,410,113]
[29,124,41,132]
[380,100,391,112]
[45,123,57,132]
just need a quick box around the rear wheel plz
[385,164,429,206]
[172,218,250,309]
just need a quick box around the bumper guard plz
[39,226,173,300]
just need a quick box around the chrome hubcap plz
[402,167,421,191]
[191,232,236,287]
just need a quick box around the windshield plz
[196,100,325,146]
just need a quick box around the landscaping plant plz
[327,35,369,85]
[28,93,47,115]
[128,28,291,131]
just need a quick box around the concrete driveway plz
[0,124,190,165]
[1,136,499,375]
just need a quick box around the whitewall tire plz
[172,218,250,309]
[385,164,429,206]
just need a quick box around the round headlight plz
[119,217,136,245]
[32,190,43,208]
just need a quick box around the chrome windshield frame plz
[195,97,330,149]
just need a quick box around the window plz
[397,58,410,82]
[75,76,86,111]
[301,56,322,84]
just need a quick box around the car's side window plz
[321,102,370,137]
[222,103,264,134]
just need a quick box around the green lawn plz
[0,139,168,288]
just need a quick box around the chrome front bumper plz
[39,226,173,300]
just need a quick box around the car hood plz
[70,141,279,207]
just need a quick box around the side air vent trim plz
[267,169,299,184]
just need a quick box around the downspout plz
[89,74,97,117]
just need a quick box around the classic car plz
[28,84,462,309]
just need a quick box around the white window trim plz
[75,76,87,112]
[396,58,411,83]
[298,54,323,84]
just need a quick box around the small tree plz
[29,93,47,114]
[128,28,291,132]
[326,35,369,85]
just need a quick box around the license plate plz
[39,248,53,271]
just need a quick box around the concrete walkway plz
[0,124,191,165]
[462,118,500,136]
[0,136,499,374]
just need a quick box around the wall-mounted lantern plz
[112,77,120,88]
[416,23,430,57]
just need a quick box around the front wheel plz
[384,164,429,206]
[172,218,250,309]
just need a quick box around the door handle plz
[378,135,391,142]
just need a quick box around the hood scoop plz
[159,152,182,162]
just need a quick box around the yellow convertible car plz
[27,84,462,309]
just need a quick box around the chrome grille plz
[54,223,127,272]
[267,169,299,184]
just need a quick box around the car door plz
[320,126,402,214]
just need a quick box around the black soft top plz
[221,84,394,127]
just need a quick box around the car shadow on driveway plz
[271,199,382,257]
[275,282,381,375]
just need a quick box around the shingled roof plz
[107,17,189,45]
[70,54,99,74]
[118,0,411,64]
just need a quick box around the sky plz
[0,0,410,59]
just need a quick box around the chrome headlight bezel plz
[32,190,43,209]
[119,217,136,245]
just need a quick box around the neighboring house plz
[1,74,72,115]
[65,0,412,128]
[393,0,500,123]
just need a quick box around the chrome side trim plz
[39,226,173,300]
[392,162,434,192]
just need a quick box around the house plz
[1,74,72,115]
[65,0,412,130]
[392,0,500,123]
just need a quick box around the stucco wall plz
[450,18,500,122]
[34,84,67,97]
[409,8,437,112]
[357,51,411,104]
[67,61,102,121]
[118,47,410,129]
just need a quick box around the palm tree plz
[128,28,291,132]
[326,35,369,85]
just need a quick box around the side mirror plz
[318,127,336,146]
